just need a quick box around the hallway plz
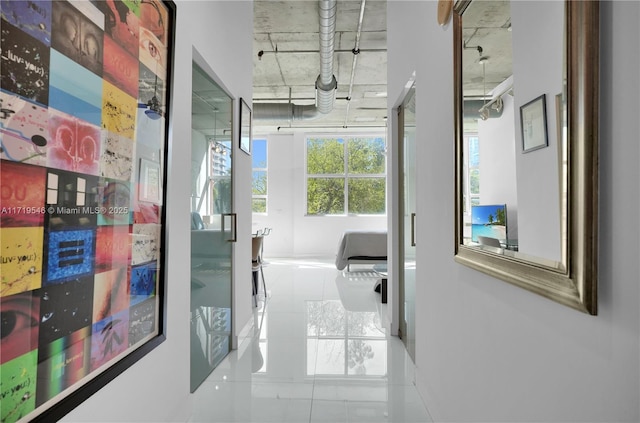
[189,258,432,423]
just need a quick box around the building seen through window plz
[252,139,267,213]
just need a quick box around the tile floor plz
[189,258,433,423]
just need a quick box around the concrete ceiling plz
[252,0,388,134]
[191,0,510,139]
[461,0,512,99]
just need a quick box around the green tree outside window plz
[307,136,386,215]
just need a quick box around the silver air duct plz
[316,0,338,114]
[253,103,321,121]
[254,0,338,121]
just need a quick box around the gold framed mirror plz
[453,0,599,314]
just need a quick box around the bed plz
[335,230,387,271]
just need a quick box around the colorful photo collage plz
[0,1,170,421]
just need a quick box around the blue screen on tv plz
[471,204,507,243]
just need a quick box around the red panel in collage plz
[95,225,132,272]
[47,109,101,176]
[92,266,130,323]
[0,161,46,227]
[103,35,139,99]
[93,0,140,58]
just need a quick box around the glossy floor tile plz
[188,258,433,423]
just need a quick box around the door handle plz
[411,212,416,247]
[222,213,238,242]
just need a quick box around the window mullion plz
[344,139,349,214]
[306,135,386,216]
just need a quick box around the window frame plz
[464,133,480,215]
[207,139,232,216]
[305,300,387,378]
[305,134,387,216]
[252,138,268,214]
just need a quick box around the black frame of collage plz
[0,1,176,421]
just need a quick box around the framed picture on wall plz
[139,158,161,203]
[0,1,176,421]
[520,94,549,153]
[239,97,252,155]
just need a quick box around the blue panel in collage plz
[129,262,157,306]
[0,0,52,45]
[49,50,103,127]
[45,228,95,283]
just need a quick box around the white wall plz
[511,1,564,260]
[62,2,254,421]
[252,131,388,258]
[389,0,639,422]
[251,134,295,256]
[477,94,518,240]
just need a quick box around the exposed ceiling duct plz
[253,102,322,121]
[253,0,338,122]
[464,99,504,120]
[315,0,338,114]
[464,78,513,120]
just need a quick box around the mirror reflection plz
[459,0,567,269]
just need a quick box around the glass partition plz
[190,62,233,391]
[398,84,416,361]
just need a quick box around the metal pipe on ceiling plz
[463,99,504,120]
[315,0,338,115]
[254,96,350,102]
[343,0,367,127]
[276,124,385,131]
[253,103,322,121]
[258,48,386,55]
[253,0,338,122]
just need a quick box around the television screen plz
[471,204,507,244]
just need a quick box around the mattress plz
[335,230,387,271]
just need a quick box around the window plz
[465,134,480,213]
[306,136,386,215]
[252,139,267,213]
[306,300,387,377]
[209,140,231,215]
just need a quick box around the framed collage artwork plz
[0,0,175,421]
